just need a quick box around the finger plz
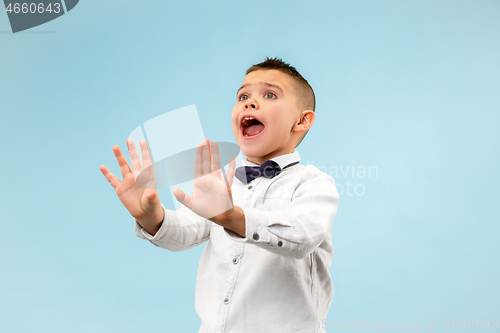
[112,145,132,178]
[140,140,153,170]
[226,156,236,188]
[99,165,121,190]
[202,139,210,176]
[194,142,203,179]
[208,139,215,172]
[173,188,192,208]
[211,141,222,177]
[127,139,142,172]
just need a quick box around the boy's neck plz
[246,150,295,165]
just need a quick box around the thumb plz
[173,188,191,207]
[142,189,160,211]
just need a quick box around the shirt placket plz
[217,178,261,332]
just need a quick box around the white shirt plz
[135,151,340,333]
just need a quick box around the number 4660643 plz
[5,3,61,14]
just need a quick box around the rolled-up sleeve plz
[224,171,339,259]
[135,204,211,252]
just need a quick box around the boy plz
[100,57,340,333]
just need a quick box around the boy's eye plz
[265,92,276,99]
[238,94,249,101]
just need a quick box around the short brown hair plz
[246,57,315,112]
[247,57,316,147]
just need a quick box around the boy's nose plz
[245,100,258,109]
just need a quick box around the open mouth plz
[240,116,265,138]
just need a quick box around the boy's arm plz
[222,170,340,260]
[170,139,338,259]
[135,203,211,251]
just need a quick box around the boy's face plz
[232,69,304,164]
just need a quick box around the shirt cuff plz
[223,206,300,253]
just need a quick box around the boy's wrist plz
[137,207,164,236]
[210,206,246,237]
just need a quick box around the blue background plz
[1,0,499,332]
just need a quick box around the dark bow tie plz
[235,160,299,184]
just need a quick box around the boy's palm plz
[100,139,162,222]
[173,140,236,220]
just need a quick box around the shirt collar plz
[242,151,301,170]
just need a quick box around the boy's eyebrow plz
[237,82,284,95]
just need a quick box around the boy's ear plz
[293,110,315,133]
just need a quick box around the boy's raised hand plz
[173,139,236,223]
[100,139,164,233]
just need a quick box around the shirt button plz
[224,298,229,304]
[253,233,260,241]
[278,241,283,247]
[232,257,238,264]
[248,185,253,190]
